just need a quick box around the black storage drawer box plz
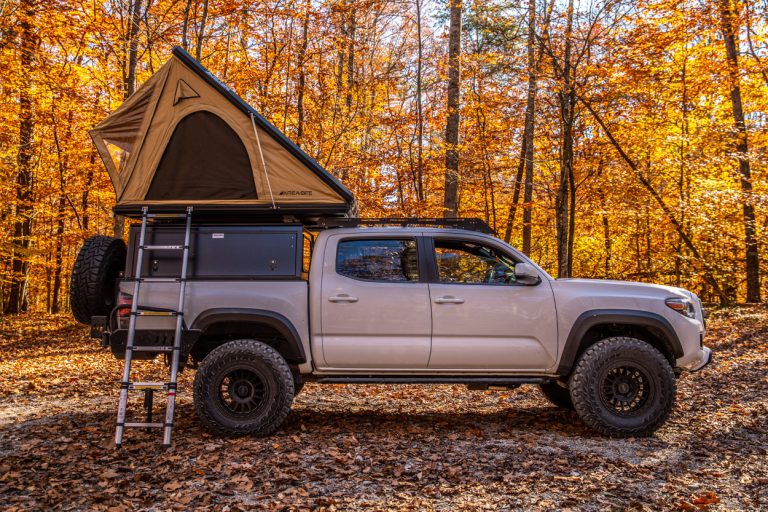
[126,225,302,279]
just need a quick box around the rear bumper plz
[684,346,712,372]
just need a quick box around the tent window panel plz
[104,140,132,174]
[146,111,257,200]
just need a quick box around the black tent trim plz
[171,46,354,205]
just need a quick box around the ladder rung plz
[131,346,175,352]
[123,422,164,428]
[139,277,182,283]
[142,245,185,250]
[133,310,179,316]
[129,382,168,390]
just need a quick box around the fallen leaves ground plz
[0,306,766,510]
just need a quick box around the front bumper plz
[685,346,712,372]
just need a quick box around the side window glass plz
[336,239,419,282]
[435,239,517,284]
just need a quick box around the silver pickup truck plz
[72,221,711,438]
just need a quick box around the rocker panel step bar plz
[315,376,550,385]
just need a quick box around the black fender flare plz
[556,309,684,375]
[191,308,306,363]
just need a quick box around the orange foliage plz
[0,0,766,312]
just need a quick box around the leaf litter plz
[0,307,766,510]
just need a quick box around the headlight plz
[665,297,696,318]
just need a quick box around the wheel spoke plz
[217,367,269,417]
[599,364,651,416]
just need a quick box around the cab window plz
[336,239,419,282]
[434,239,517,284]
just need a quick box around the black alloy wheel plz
[194,339,294,436]
[569,337,676,437]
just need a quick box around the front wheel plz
[194,339,294,436]
[569,337,676,437]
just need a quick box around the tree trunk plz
[181,0,193,51]
[114,0,144,240]
[296,0,310,146]
[345,11,355,110]
[195,0,209,61]
[125,0,142,99]
[51,195,66,314]
[503,0,537,249]
[415,0,424,202]
[5,0,37,314]
[51,109,73,314]
[521,0,537,253]
[567,156,576,276]
[718,0,761,303]
[443,0,462,218]
[555,0,575,278]
[504,142,526,244]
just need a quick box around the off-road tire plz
[70,235,126,324]
[539,382,574,410]
[569,337,676,437]
[194,339,294,436]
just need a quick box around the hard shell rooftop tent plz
[91,47,354,218]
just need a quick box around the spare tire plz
[70,235,126,324]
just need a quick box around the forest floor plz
[0,307,766,511]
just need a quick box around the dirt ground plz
[0,306,766,511]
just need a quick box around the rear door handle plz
[328,294,359,303]
[434,296,465,304]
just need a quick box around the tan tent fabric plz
[90,47,353,213]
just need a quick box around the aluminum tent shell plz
[90,47,354,217]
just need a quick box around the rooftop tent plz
[90,46,354,217]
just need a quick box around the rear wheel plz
[194,339,294,436]
[70,235,126,324]
[569,337,676,437]
[538,382,574,410]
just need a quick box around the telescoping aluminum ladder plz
[115,206,193,448]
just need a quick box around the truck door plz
[427,236,558,371]
[318,234,431,369]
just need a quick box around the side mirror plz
[514,262,540,285]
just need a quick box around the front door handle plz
[434,296,465,304]
[328,294,359,303]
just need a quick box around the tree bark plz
[555,0,575,278]
[503,0,537,250]
[5,0,37,314]
[181,0,193,51]
[718,0,761,303]
[124,0,142,99]
[195,0,209,61]
[504,141,526,244]
[345,10,355,110]
[415,0,424,202]
[521,0,537,253]
[296,0,311,146]
[443,0,462,218]
[114,0,144,240]
[50,109,73,314]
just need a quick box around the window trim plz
[334,236,426,284]
[425,236,540,287]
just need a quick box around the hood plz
[553,278,691,300]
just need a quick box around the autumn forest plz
[1,0,766,314]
